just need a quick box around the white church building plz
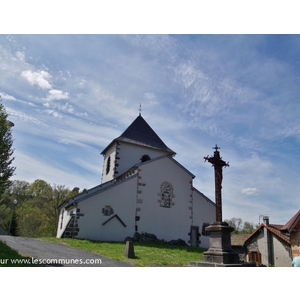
[57,113,215,248]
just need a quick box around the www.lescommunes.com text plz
[0,257,102,265]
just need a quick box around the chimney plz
[262,215,272,266]
[263,216,269,226]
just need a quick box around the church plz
[56,112,215,248]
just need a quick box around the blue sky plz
[1,34,300,226]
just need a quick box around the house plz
[280,209,300,259]
[57,113,216,248]
[243,216,292,267]
[231,211,300,267]
[230,234,250,261]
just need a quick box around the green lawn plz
[0,241,35,267]
[43,237,206,267]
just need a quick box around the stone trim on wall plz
[61,208,84,238]
[114,141,121,177]
[189,180,193,221]
[134,169,146,232]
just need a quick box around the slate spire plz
[116,115,176,155]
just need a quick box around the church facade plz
[56,114,215,248]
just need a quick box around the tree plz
[0,96,16,196]
[225,217,243,234]
[14,179,80,237]
[16,201,47,237]
[224,217,258,235]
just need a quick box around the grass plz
[0,241,36,267]
[42,237,206,267]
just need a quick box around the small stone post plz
[124,241,135,258]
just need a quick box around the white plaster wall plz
[56,208,76,238]
[135,156,194,244]
[76,176,137,241]
[251,229,291,266]
[256,230,266,264]
[116,142,169,177]
[101,143,117,184]
[192,190,215,249]
[272,235,292,267]
[58,154,215,247]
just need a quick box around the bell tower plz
[100,113,176,184]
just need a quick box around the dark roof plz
[101,115,176,155]
[281,209,300,232]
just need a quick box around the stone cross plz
[204,145,229,222]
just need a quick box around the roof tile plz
[281,209,300,232]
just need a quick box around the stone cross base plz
[188,261,256,267]
[199,222,241,266]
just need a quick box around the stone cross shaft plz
[204,145,229,223]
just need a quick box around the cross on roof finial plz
[138,103,142,116]
[213,144,220,151]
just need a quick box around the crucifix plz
[138,103,142,116]
[204,145,229,223]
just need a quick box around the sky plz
[1,34,300,227]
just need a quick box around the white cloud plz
[144,92,156,100]
[46,89,69,101]
[45,109,62,118]
[21,70,52,89]
[6,108,47,127]
[15,51,25,61]
[1,92,36,107]
[241,187,260,196]
[0,92,16,101]
[61,102,74,113]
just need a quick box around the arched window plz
[106,156,111,175]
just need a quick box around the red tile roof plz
[281,209,300,232]
[244,223,291,245]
